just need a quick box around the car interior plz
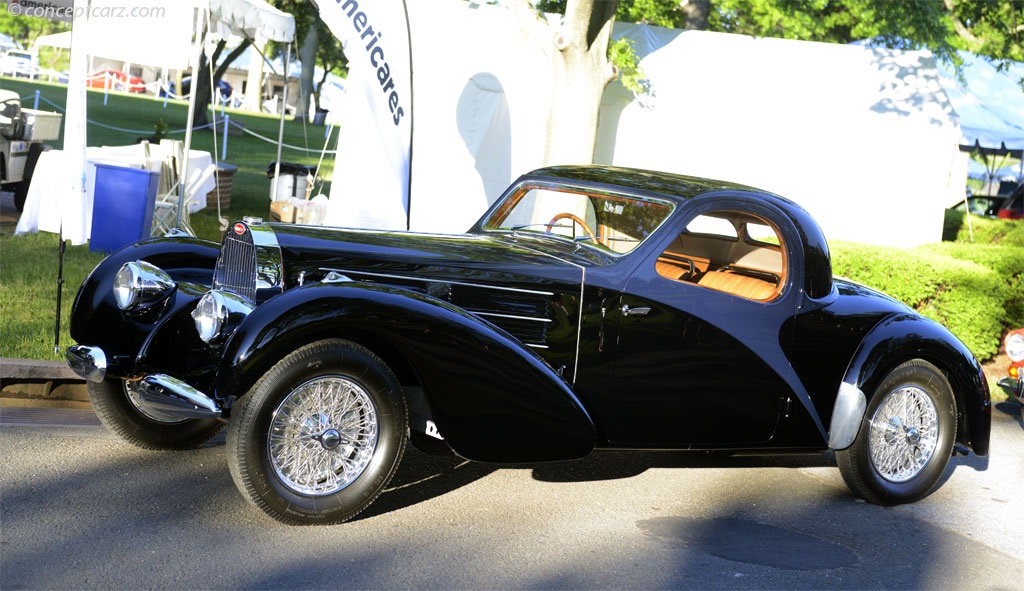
[655,211,787,301]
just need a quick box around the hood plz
[268,223,592,288]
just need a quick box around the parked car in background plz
[168,76,233,103]
[0,33,19,53]
[954,194,1006,218]
[997,184,1023,220]
[0,50,37,78]
[86,69,146,93]
[66,165,992,525]
[999,329,1024,403]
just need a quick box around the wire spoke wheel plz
[269,376,379,496]
[228,339,407,525]
[866,386,939,483]
[836,359,956,506]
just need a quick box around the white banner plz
[314,0,412,230]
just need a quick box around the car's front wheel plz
[226,339,407,525]
[88,378,224,450]
[836,359,957,505]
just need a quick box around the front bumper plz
[66,345,107,383]
[66,344,222,420]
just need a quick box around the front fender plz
[841,313,991,456]
[68,236,220,374]
[216,281,596,463]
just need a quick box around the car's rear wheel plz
[88,378,224,450]
[227,339,407,525]
[837,359,956,505]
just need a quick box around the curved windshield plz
[483,186,674,255]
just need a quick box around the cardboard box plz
[270,200,297,223]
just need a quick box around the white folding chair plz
[151,139,184,236]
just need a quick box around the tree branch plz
[943,0,979,44]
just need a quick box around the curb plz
[0,357,89,404]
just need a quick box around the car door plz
[600,201,805,448]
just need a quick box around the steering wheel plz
[545,212,597,243]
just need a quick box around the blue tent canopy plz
[938,52,1024,155]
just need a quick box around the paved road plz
[1,402,1022,590]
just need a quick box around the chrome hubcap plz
[867,386,939,483]
[269,376,379,496]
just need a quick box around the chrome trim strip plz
[321,268,554,296]
[136,374,222,420]
[66,345,107,383]
[472,311,552,323]
[828,381,867,450]
[526,343,550,349]
[574,267,585,385]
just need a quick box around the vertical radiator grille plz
[213,231,257,300]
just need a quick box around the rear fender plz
[216,281,596,463]
[840,313,991,456]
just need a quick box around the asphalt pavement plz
[1,399,1022,590]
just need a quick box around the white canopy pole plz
[271,42,290,203]
[178,5,208,231]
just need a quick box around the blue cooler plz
[89,163,160,253]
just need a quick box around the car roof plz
[517,165,835,298]
[522,165,766,204]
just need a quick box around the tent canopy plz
[937,51,1024,152]
[208,0,295,43]
[34,31,72,50]
[79,0,294,72]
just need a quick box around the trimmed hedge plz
[831,215,1024,361]
[943,209,1024,245]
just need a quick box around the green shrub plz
[832,240,1024,361]
[943,209,1024,246]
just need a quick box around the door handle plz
[621,304,651,317]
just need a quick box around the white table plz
[15,143,215,245]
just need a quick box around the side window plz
[656,210,787,302]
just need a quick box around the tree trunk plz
[682,0,710,30]
[543,0,619,165]
[298,24,319,121]
[192,40,249,127]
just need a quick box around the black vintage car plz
[67,166,991,525]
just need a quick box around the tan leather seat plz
[656,258,690,280]
[698,270,777,301]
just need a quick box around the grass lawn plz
[1,76,335,360]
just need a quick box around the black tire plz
[836,359,957,506]
[13,142,49,211]
[227,339,408,525]
[88,378,224,450]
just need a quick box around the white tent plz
[15,0,293,246]
[333,1,963,248]
[33,31,72,50]
[598,26,963,248]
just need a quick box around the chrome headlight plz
[1006,330,1024,363]
[113,261,176,310]
[191,290,255,344]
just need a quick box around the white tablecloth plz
[15,143,215,245]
